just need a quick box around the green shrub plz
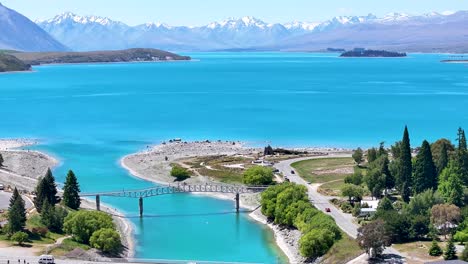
[454,231,468,244]
[444,239,457,260]
[11,231,28,246]
[170,165,190,181]
[243,166,273,185]
[299,229,335,258]
[429,240,443,256]
[64,211,114,244]
[90,228,121,254]
[462,245,468,261]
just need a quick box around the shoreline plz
[0,138,135,259]
[119,140,351,263]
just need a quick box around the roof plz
[425,260,468,264]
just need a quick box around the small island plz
[340,49,407,58]
[0,53,32,72]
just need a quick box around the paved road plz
[274,155,405,263]
[0,191,33,210]
[274,155,359,238]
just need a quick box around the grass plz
[318,180,347,196]
[291,157,355,183]
[49,238,91,256]
[393,241,447,263]
[321,233,363,264]
[183,155,254,184]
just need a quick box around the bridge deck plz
[81,183,269,198]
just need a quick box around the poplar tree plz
[399,126,412,202]
[8,188,26,233]
[457,128,468,184]
[63,170,81,210]
[413,140,437,194]
[436,143,449,175]
[34,168,59,212]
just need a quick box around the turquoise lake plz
[0,52,467,263]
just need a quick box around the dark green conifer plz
[0,153,4,167]
[63,170,81,210]
[436,143,449,175]
[34,168,59,212]
[8,188,26,233]
[444,238,457,260]
[367,148,377,163]
[413,140,438,194]
[399,126,412,202]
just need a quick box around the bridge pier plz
[96,195,100,211]
[139,197,143,217]
[235,193,240,213]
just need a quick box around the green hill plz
[0,52,31,72]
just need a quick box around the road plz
[0,191,33,210]
[274,155,405,263]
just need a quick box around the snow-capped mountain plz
[35,11,468,52]
[0,3,67,51]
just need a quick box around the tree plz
[261,183,294,219]
[405,189,442,217]
[11,231,28,246]
[456,127,468,184]
[399,126,412,202]
[383,210,412,243]
[264,145,274,156]
[41,200,68,233]
[64,211,115,244]
[243,166,273,185]
[432,139,453,175]
[90,228,122,254]
[341,184,364,202]
[378,142,387,157]
[428,240,443,256]
[391,141,402,160]
[438,161,464,206]
[376,196,394,213]
[274,185,308,225]
[34,168,59,212]
[431,204,461,238]
[7,188,26,233]
[357,219,391,259]
[412,140,438,194]
[0,153,4,167]
[344,168,363,185]
[365,156,390,198]
[352,148,364,164]
[454,231,468,244]
[170,165,190,181]
[444,238,457,260]
[299,229,335,258]
[63,170,81,210]
[367,148,377,163]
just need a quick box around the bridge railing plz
[80,183,270,198]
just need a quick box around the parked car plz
[38,255,55,264]
[284,177,290,182]
[290,170,295,174]
[325,208,331,213]
[0,184,4,190]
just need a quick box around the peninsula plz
[340,49,407,57]
[0,53,31,72]
[11,48,191,66]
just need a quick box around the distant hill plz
[36,11,468,52]
[0,52,31,72]
[0,3,68,52]
[11,48,191,65]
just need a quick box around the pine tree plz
[8,188,26,233]
[399,126,412,202]
[457,128,468,184]
[34,168,59,212]
[428,240,443,256]
[436,143,449,175]
[367,148,377,163]
[63,170,81,210]
[413,140,438,194]
[458,128,467,151]
[438,161,464,206]
[0,153,4,167]
[40,199,53,228]
[444,238,457,260]
[382,156,395,191]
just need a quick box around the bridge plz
[80,183,269,217]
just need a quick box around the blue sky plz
[2,0,468,25]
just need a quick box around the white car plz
[38,255,55,264]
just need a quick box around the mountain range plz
[0,2,467,53]
[35,11,468,52]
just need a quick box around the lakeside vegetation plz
[260,183,341,260]
[2,169,122,256]
[345,126,468,261]
[0,53,31,72]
